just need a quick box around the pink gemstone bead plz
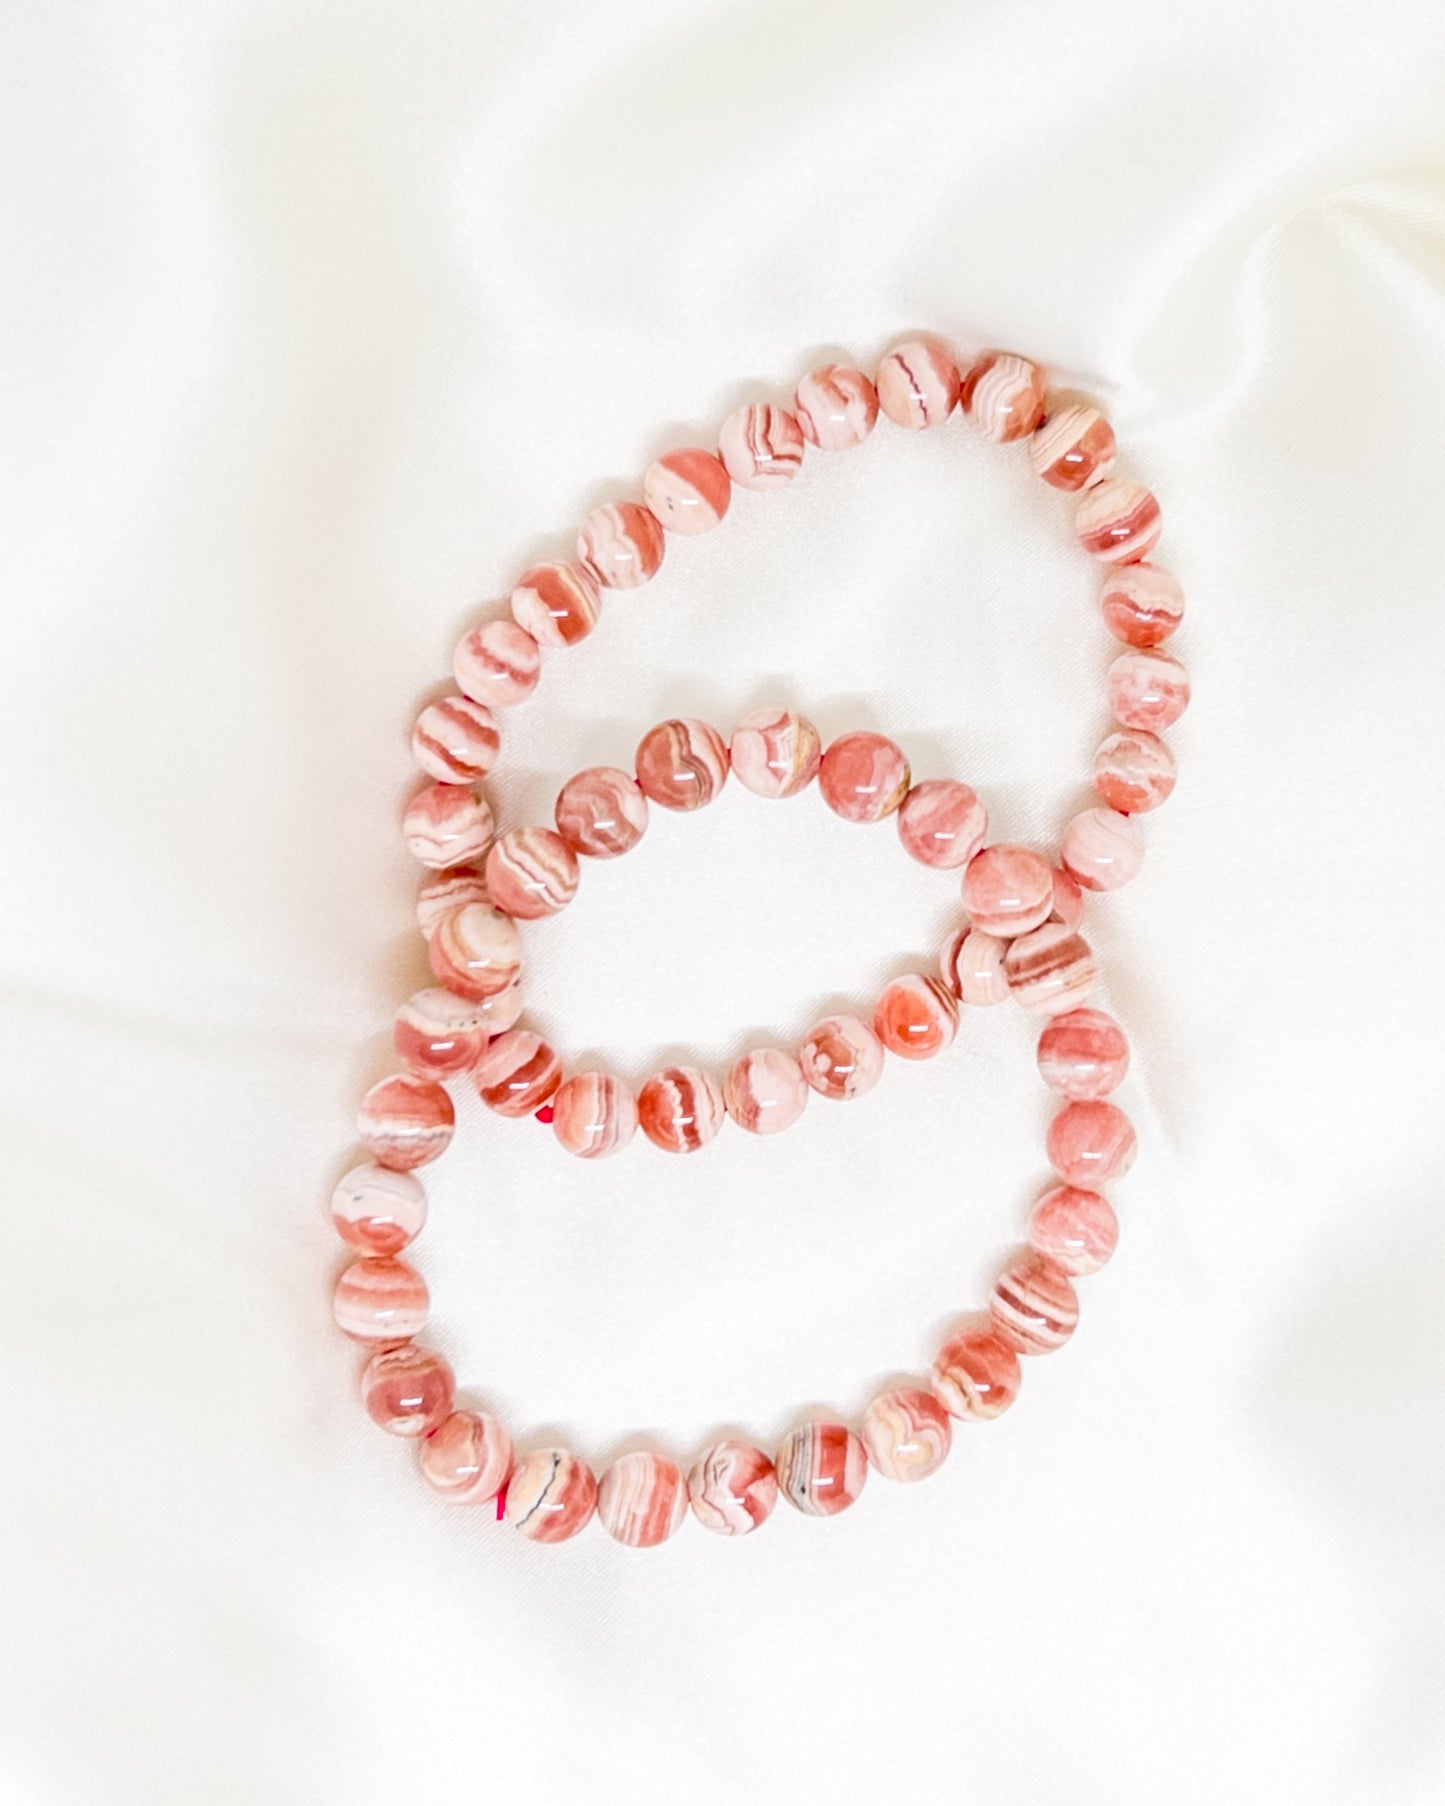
[991,1254,1080,1355]
[1100,563,1184,648]
[332,1255,429,1343]
[940,924,1010,1005]
[729,709,822,799]
[485,825,580,920]
[874,974,959,1059]
[635,718,729,811]
[402,782,494,869]
[818,731,910,823]
[642,448,731,536]
[931,1327,1022,1420]
[1094,727,1176,814]
[1037,1008,1130,1101]
[638,1065,726,1153]
[597,1451,688,1548]
[1027,402,1117,491]
[505,1448,599,1543]
[961,844,1055,937]
[578,501,666,590]
[330,1162,427,1257]
[775,1421,869,1517]
[555,766,648,858]
[419,1410,514,1506]
[393,986,494,1078]
[361,1342,455,1437]
[793,363,879,450]
[1028,1184,1119,1276]
[1048,1100,1137,1190]
[718,403,805,490]
[962,351,1046,443]
[861,1386,952,1483]
[876,339,961,429]
[1076,479,1163,564]
[509,560,601,649]
[800,1014,884,1100]
[1050,866,1086,930]
[897,778,988,869]
[688,1440,779,1536]
[357,1073,455,1171]
[428,902,523,1000]
[474,1030,562,1117]
[1108,649,1191,733]
[416,864,490,940]
[453,617,541,708]
[552,1072,638,1159]
[411,694,501,784]
[723,1048,809,1135]
[1003,924,1097,1017]
[1062,808,1145,893]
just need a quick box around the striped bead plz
[1047,1100,1137,1189]
[718,403,805,490]
[551,1072,638,1159]
[991,1254,1080,1355]
[474,1030,562,1117]
[1062,807,1145,893]
[1050,866,1086,930]
[1076,479,1162,564]
[419,1410,514,1506]
[642,448,731,535]
[723,1048,809,1135]
[1037,1009,1130,1101]
[1108,649,1191,733]
[931,1328,1021,1420]
[876,340,961,428]
[415,864,489,940]
[505,1448,598,1543]
[897,779,988,869]
[1094,727,1176,814]
[427,902,523,999]
[1003,923,1097,1016]
[597,1452,688,1548]
[411,694,500,783]
[638,1065,726,1153]
[962,351,1046,443]
[775,1421,868,1517]
[357,1073,455,1171]
[874,974,958,1059]
[360,1343,454,1437]
[1028,402,1117,490]
[330,1162,427,1257]
[1028,1184,1119,1276]
[402,782,494,869]
[1100,563,1184,647]
[940,924,1010,1005]
[688,1440,779,1536]
[635,718,729,811]
[793,363,879,450]
[555,765,649,858]
[509,560,601,648]
[729,709,822,799]
[453,617,541,708]
[578,501,665,589]
[861,1386,952,1482]
[392,986,496,1077]
[485,825,580,919]
[962,843,1055,937]
[800,1014,884,1100]
[332,1255,428,1343]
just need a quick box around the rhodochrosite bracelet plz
[328,337,1189,1547]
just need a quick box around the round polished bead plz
[1094,727,1176,814]
[775,1421,869,1517]
[551,1072,638,1159]
[861,1386,952,1482]
[991,1254,1080,1355]
[818,732,910,823]
[1062,808,1145,892]
[1028,1184,1119,1276]
[578,501,666,589]
[723,1048,809,1135]
[330,1162,427,1256]
[1037,1008,1130,1101]
[961,844,1055,938]
[411,694,501,784]
[635,718,729,811]
[638,1065,726,1153]
[509,560,601,649]
[357,1073,455,1171]
[1027,402,1117,490]
[1003,923,1097,1016]
[428,902,523,1000]
[800,1014,884,1100]
[688,1440,779,1536]
[332,1255,428,1343]
[931,1327,1022,1421]
[717,403,805,490]
[1100,563,1184,647]
[897,779,988,869]
[505,1448,599,1543]
[597,1452,688,1548]
[876,340,961,429]
[793,363,879,450]
[484,825,580,919]
[419,1410,514,1506]
[555,765,649,857]
[393,986,495,1078]
[1050,866,1086,930]
[474,1030,562,1117]
[402,782,494,869]
[962,351,1046,442]
[1076,479,1162,564]
[940,924,1010,1005]
[453,617,541,708]
[729,709,822,799]
[874,974,959,1059]
[361,1342,454,1437]
[642,448,731,535]
[415,864,490,940]
[1108,649,1191,732]
[1047,1100,1137,1190]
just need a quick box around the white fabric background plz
[3,3,1445,1802]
